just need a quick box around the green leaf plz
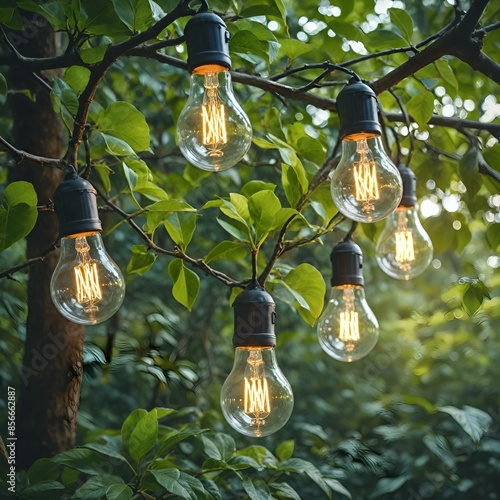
[102,134,137,156]
[129,409,159,462]
[52,448,111,475]
[163,212,197,249]
[369,475,408,498]
[126,244,157,275]
[459,148,482,201]
[462,283,484,316]
[64,66,91,96]
[0,181,38,252]
[233,446,278,469]
[486,223,500,250]
[81,45,108,64]
[240,180,276,198]
[74,475,124,499]
[406,91,435,128]
[106,484,133,500]
[151,469,200,500]
[230,29,272,64]
[51,77,79,115]
[204,241,247,264]
[217,218,251,243]
[283,264,326,325]
[28,458,60,484]
[324,478,352,498]
[364,29,407,50]
[111,0,155,33]
[389,8,413,42]
[17,481,65,496]
[242,477,272,500]
[121,409,148,452]
[282,163,305,207]
[434,59,458,97]
[279,458,330,497]
[168,259,200,311]
[269,482,301,500]
[146,200,196,233]
[437,405,492,444]
[248,190,282,243]
[278,39,313,60]
[275,440,294,461]
[96,102,150,152]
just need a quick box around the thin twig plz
[0,240,59,280]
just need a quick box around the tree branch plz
[0,136,71,171]
[93,186,242,288]
[371,0,497,93]
[0,240,58,280]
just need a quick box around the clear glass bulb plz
[317,285,379,362]
[220,347,294,437]
[177,66,252,172]
[50,233,125,325]
[376,206,433,280]
[331,136,403,222]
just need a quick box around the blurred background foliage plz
[1,0,499,497]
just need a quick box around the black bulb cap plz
[233,281,276,348]
[185,12,231,72]
[330,240,364,287]
[398,165,417,207]
[337,77,381,140]
[53,172,102,237]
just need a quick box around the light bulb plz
[221,347,294,437]
[331,78,402,222]
[50,233,125,325]
[317,285,379,362]
[375,207,433,280]
[177,66,252,171]
[318,240,379,362]
[178,12,252,171]
[331,135,402,222]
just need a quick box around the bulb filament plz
[353,139,379,213]
[395,210,415,268]
[339,288,360,350]
[244,350,270,436]
[74,236,102,312]
[202,72,227,158]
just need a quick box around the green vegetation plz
[0,0,499,498]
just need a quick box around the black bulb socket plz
[233,282,276,348]
[184,12,231,73]
[398,164,418,207]
[337,77,381,140]
[54,172,102,237]
[330,240,364,287]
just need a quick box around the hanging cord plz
[343,220,358,242]
[251,248,258,284]
[196,0,209,13]
[389,88,415,165]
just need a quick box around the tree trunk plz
[8,14,85,469]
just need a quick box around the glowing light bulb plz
[318,285,379,362]
[177,13,252,171]
[331,78,402,222]
[376,166,433,280]
[317,240,379,362]
[177,67,251,171]
[51,173,125,325]
[331,135,402,222]
[51,233,125,325]
[221,283,293,437]
[221,347,293,437]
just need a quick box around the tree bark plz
[8,14,85,469]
